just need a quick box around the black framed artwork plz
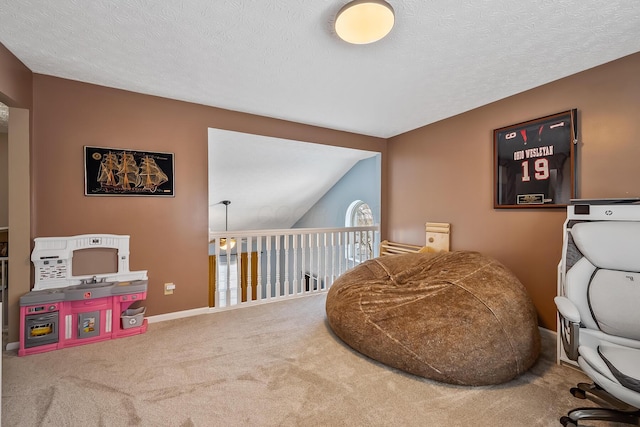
[494,109,577,208]
[84,146,175,196]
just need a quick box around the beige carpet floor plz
[1,293,612,426]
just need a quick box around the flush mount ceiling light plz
[335,0,395,45]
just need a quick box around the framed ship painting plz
[84,146,175,197]
[493,109,577,208]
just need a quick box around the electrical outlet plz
[164,282,175,295]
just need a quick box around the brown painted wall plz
[31,74,387,317]
[387,52,640,330]
[0,43,33,343]
[7,108,30,343]
[0,43,32,108]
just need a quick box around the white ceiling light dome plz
[335,0,395,45]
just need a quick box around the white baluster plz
[284,234,290,296]
[293,233,299,295]
[227,244,233,307]
[257,236,263,302]
[345,231,351,270]
[337,232,343,277]
[301,234,306,294]
[275,235,281,297]
[266,236,272,300]
[308,233,314,293]
[236,241,242,306]
[214,239,221,308]
[330,232,336,287]
[323,232,329,289]
[350,230,355,270]
[316,232,321,291]
[246,236,252,302]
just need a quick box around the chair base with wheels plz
[560,382,640,426]
[561,344,640,426]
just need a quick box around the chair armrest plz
[555,296,581,361]
[554,296,581,323]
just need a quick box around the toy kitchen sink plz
[19,234,148,356]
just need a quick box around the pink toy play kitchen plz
[19,234,148,356]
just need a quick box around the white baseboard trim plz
[146,293,329,324]
[6,341,19,351]
[146,307,210,324]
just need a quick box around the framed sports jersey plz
[494,109,577,208]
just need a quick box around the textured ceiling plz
[1,1,639,138]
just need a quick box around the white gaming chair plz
[555,220,640,426]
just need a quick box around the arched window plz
[345,200,374,263]
[345,200,374,227]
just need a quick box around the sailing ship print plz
[85,146,174,196]
[116,152,140,189]
[138,156,169,190]
[96,151,120,187]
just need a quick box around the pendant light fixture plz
[335,0,395,45]
[220,200,236,251]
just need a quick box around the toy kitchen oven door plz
[19,234,148,356]
[22,301,61,350]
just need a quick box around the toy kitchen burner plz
[19,234,148,356]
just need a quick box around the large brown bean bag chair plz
[325,251,540,386]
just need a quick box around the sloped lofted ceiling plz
[208,129,377,232]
